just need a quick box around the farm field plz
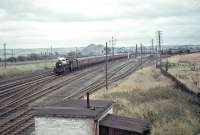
[167,53,200,94]
[92,66,200,135]
[0,61,54,79]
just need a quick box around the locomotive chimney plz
[87,93,90,109]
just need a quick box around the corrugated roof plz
[100,114,150,134]
[33,100,113,120]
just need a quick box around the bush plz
[27,53,41,60]
[68,51,76,57]
[93,67,200,135]
[17,56,27,61]
[7,57,17,62]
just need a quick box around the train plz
[162,47,200,55]
[54,54,128,75]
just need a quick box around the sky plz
[0,0,200,48]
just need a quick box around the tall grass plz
[92,67,200,135]
[167,53,200,93]
[0,62,54,79]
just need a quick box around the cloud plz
[0,0,199,48]
[0,0,199,22]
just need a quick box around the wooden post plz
[135,44,137,58]
[3,43,6,68]
[152,39,154,55]
[112,36,114,56]
[106,42,108,90]
[156,45,158,68]
[157,31,162,67]
[50,45,53,57]
[140,44,142,65]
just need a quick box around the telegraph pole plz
[112,36,114,56]
[3,43,7,68]
[157,31,162,67]
[135,44,138,58]
[150,40,152,55]
[11,49,14,57]
[75,47,78,58]
[140,44,143,64]
[155,45,158,68]
[105,42,108,90]
[109,40,111,54]
[152,39,154,55]
[128,49,130,60]
[50,45,53,56]
[114,38,117,56]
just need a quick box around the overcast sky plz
[0,0,199,48]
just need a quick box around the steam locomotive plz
[54,54,128,75]
[163,47,200,55]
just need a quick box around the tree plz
[104,47,111,54]
[77,52,83,57]
[55,52,59,56]
[27,53,41,60]
[17,56,27,61]
[67,51,76,57]
[7,57,17,62]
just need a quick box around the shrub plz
[7,57,17,62]
[17,56,27,61]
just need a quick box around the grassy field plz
[167,53,200,93]
[92,67,200,135]
[0,61,54,79]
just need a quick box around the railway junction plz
[0,54,155,135]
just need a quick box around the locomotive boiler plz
[54,54,128,75]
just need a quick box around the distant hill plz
[0,44,105,59]
[1,44,199,59]
[0,48,76,59]
[81,44,104,56]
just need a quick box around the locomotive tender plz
[54,54,128,75]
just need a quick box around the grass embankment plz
[0,62,54,79]
[167,53,200,93]
[92,67,200,135]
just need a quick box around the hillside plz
[92,66,200,135]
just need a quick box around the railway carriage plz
[54,54,128,75]
[78,58,89,68]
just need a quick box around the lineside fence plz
[160,66,200,98]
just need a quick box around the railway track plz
[0,64,105,135]
[0,75,56,98]
[69,57,153,99]
[0,57,153,135]
[0,70,53,91]
[65,59,135,99]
